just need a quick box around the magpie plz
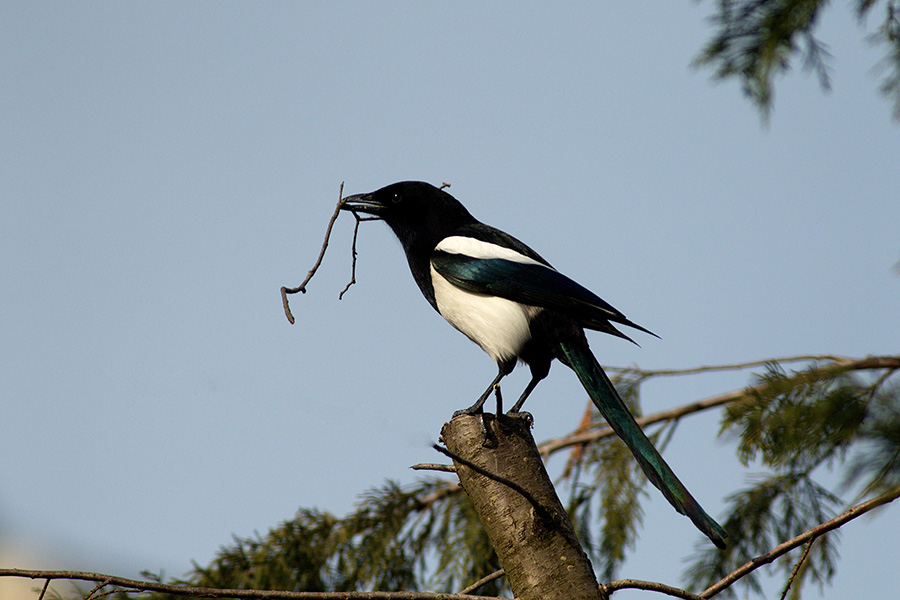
[340,180,727,549]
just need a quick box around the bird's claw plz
[452,407,481,419]
[451,408,498,447]
[505,410,534,427]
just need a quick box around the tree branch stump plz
[441,414,604,600]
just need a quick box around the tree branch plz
[597,484,900,599]
[538,388,743,457]
[779,539,814,600]
[0,569,505,600]
[457,569,504,595]
[701,484,900,598]
[410,462,456,473]
[609,354,856,378]
[37,577,50,600]
[539,355,900,457]
[602,578,702,600]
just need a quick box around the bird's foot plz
[451,407,497,448]
[452,406,481,419]
[479,416,498,448]
[505,409,534,428]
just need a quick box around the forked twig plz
[339,211,363,300]
[282,182,370,322]
[281,182,345,323]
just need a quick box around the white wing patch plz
[430,263,541,364]
[435,236,554,269]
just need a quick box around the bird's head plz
[340,181,476,244]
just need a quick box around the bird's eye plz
[391,193,401,204]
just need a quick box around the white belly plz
[430,265,539,364]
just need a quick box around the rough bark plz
[441,413,604,600]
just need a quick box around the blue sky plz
[2,2,899,598]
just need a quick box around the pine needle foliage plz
[137,479,502,597]
[843,376,900,496]
[684,360,900,597]
[723,363,869,471]
[686,473,841,597]
[696,0,900,120]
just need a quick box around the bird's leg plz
[454,370,506,417]
[455,358,515,417]
[454,371,503,447]
[508,374,541,415]
[454,364,513,448]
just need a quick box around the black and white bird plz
[340,180,726,548]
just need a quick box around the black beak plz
[340,193,383,218]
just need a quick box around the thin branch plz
[599,484,900,600]
[779,539,814,600]
[413,481,462,511]
[410,463,457,473]
[457,568,504,595]
[701,484,900,598]
[0,569,503,600]
[609,355,855,378]
[38,578,50,600]
[540,355,900,457]
[83,578,111,600]
[867,367,899,401]
[539,388,745,457]
[338,211,363,300]
[602,578,703,600]
[432,443,559,525]
[94,588,142,600]
[281,182,345,324]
